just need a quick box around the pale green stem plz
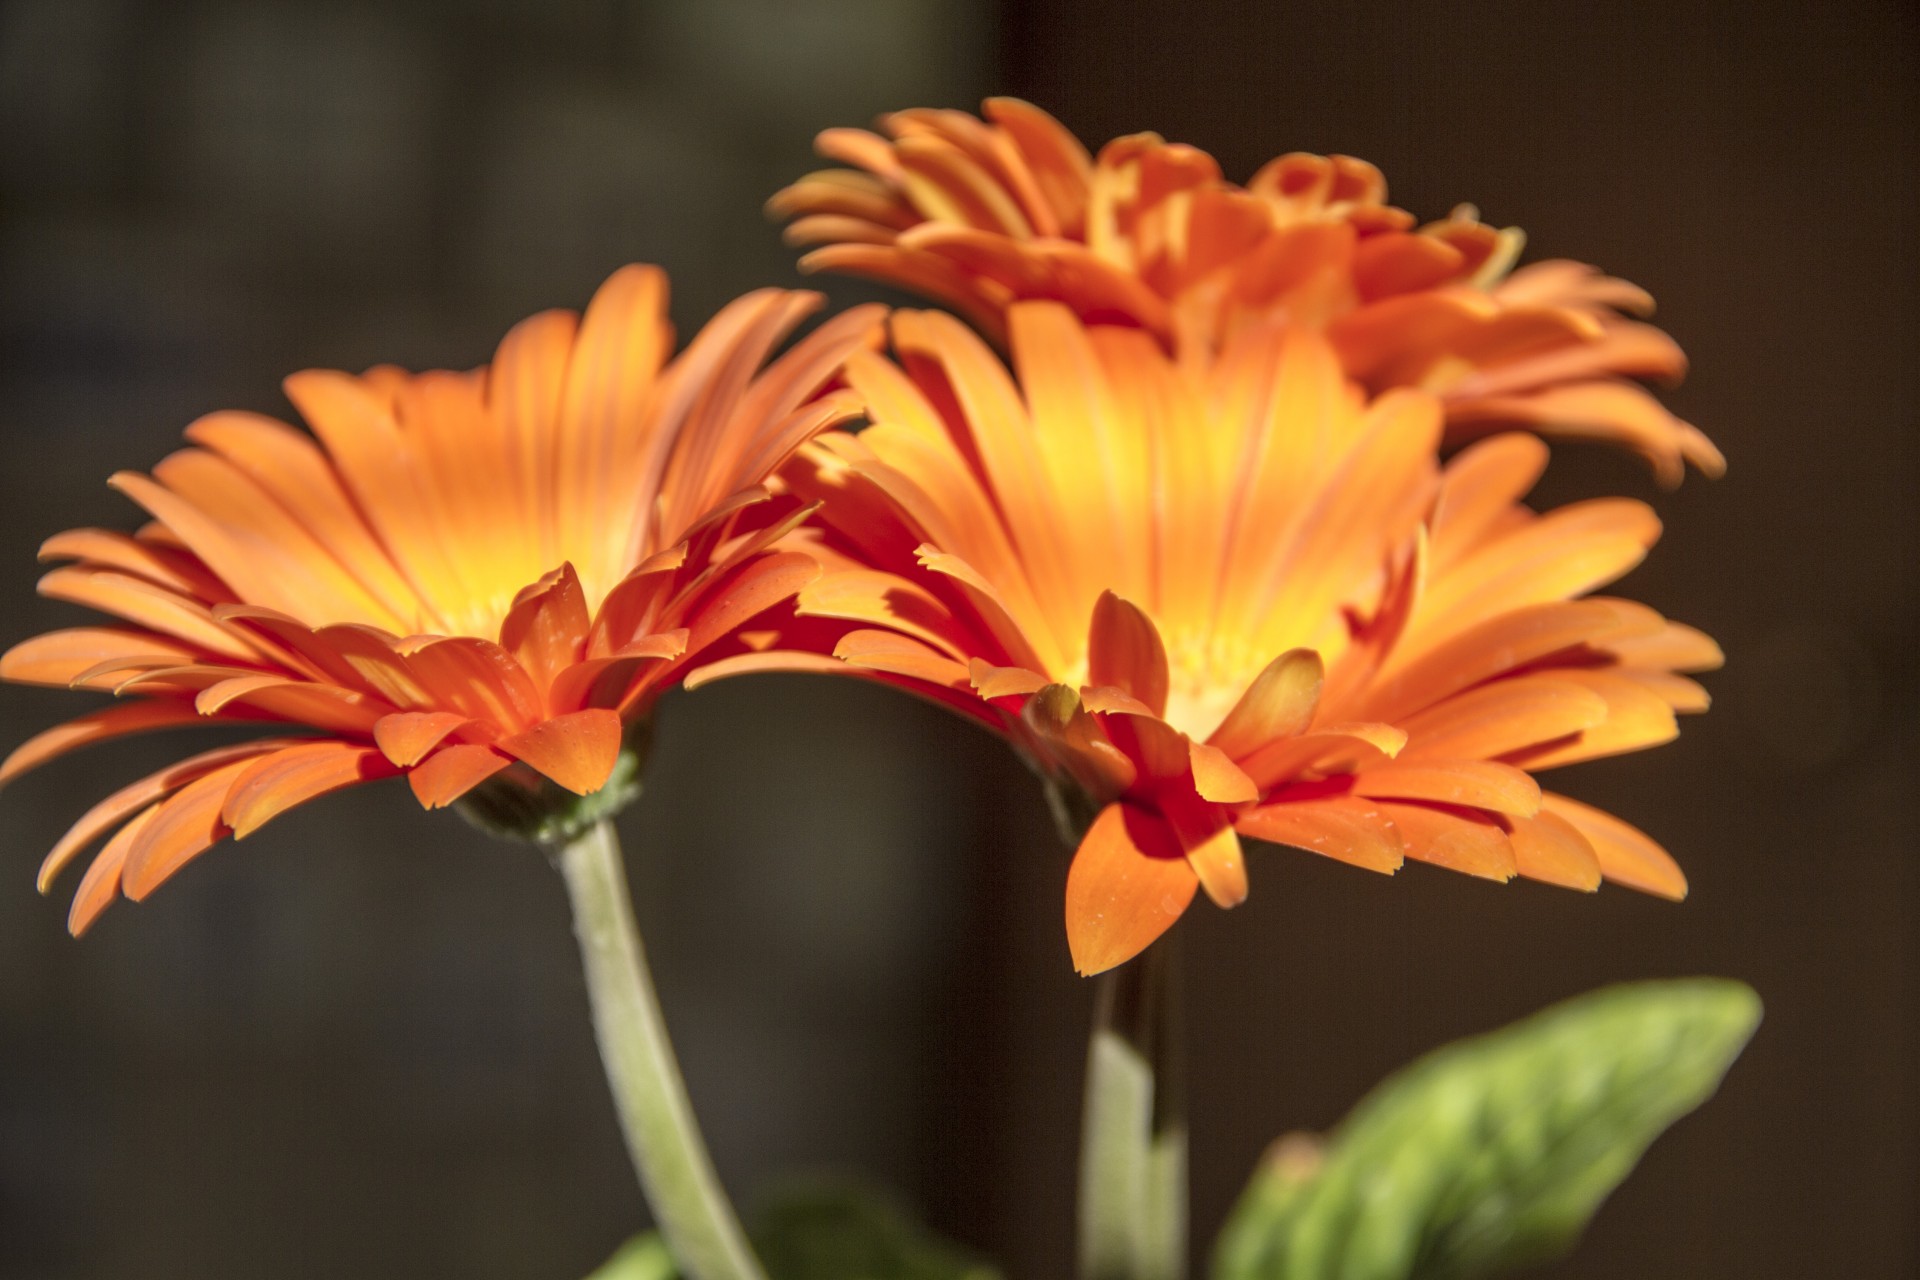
[556,819,767,1280]
[1078,935,1188,1280]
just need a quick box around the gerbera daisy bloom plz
[768,100,1722,486]
[751,303,1718,976]
[2,265,884,934]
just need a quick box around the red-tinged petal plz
[1188,740,1258,805]
[682,551,822,659]
[1099,708,1188,784]
[796,568,970,658]
[1207,649,1323,759]
[1064,803,1198,977]
[1,701,213,787]
[121,759,262,900]
[304,622,439,708]
[1540,792,1687,900]
[1377,802,1516,882]
[405,636,543,730]
[550,630,690,714]
[500,563,591,693]
[497,708,624,796]
[408,743,513,809]
[224,742,398,838]
[1508,809,1603,892]
[1236,798,1405,874]
[1087,591,1170,716]
[374,711,472,767]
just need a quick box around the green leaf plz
[583,1182,1002,1280]
[749,1180,1003,1280]
[1213,978,1762,1280]
[585,1233,678,1280]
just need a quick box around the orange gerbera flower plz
[2,265,883,933]
[769,100,1722,485]
[759,303,1718,975]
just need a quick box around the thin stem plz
[556,819,766,1280]
[1077,934,1188,1280]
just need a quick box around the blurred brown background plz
[0,0,1912,1276]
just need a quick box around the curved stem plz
[557,819,766,1280]
[1078,935,1188,1280]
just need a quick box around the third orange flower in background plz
[770,99,1722,486]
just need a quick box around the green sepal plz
[1213,978,1762,1280]
[455,720,650,848]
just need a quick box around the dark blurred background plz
[0,1,1912,1276]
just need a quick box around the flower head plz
[770,100,1721,485]
[3,266,883,932]
[767,303,1718,975]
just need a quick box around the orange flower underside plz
[757,302,1718,975]
[2,265,885,933]
[769,99,1722,486]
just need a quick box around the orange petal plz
[969,658,1049,700]
[1398,677,1608,761]
[680,649,847,692]
[374,711,473,767]
[195,673,304,715]
[1507,809,1602,892]
[1064,803,1198,977]
[1540,792,1687,900]
[1236,797,1405,875]
[0,700,210,787]
[683,551,823,658]
[0,627,201,688]
[1352,759,1541,817]
[69,805,159,936]
[1183,819,1248,908]
[500,563,591,693]
[835,629,972,686]
[1377,802,1516,882]
[1207,648,1323,759]
[1505,670,1678,769]
[497,709,624,796]
[120,760,259,900]
[408,743,513,809]
[223,742,398,838]
[1188,740,1258,805]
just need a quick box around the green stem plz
[557,819,767,1280]
[1078,934,1188,1280]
